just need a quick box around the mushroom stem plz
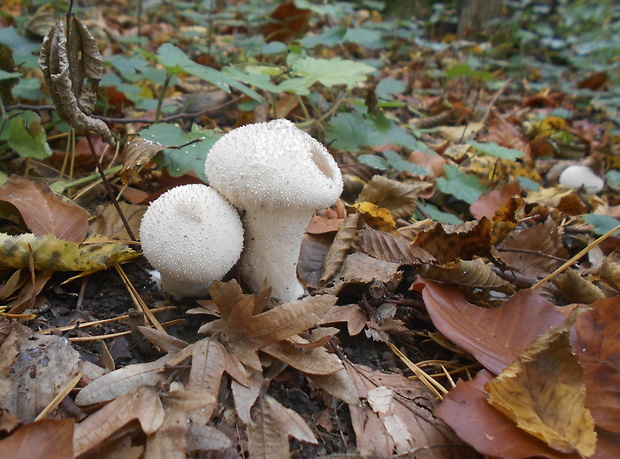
[240,206,310,303]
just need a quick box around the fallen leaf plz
[470,182,521,220]
[552,269,605,304]
[0,419,74,459]
[324,252,402,296]
[89,201,146,240]
[414,279,566,374]
[423,258,515,294]
[261,1,311,43]
[352,201,396,231]
[360,227,435,265]
[0,175,89,243]
[486,321,596,457]
[436,370,581,459]
[357,175,432,219]
[320,212,359,283]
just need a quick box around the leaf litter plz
[0,0,618,458]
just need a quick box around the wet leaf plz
[0,419,74,459]
[0,233,137,271]
[414,279,566,374]
[486,321,596,457]
[0,175,88,243]
[357,175,432,220]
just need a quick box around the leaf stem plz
[155,72,172,123]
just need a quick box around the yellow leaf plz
[352,202,396,232]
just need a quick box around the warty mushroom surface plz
[204,119,343,302]
[139,184,244,299]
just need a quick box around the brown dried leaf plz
[404,218,496,264]
[308,368,359,405]
[0,324,80,423]
[89,202,146,240]
[360,227,435,265]
[573,296,620,434]
[262,340,343,375]
[486,321,596,457]
[414,278,566,374]
[357,175,432,219]
[320,212,359,283]
[487,111,532,162]
[320,303,366,336]
[73,386,165,457]
[325,252,402,296]
[437,370,581,459]
[552,269,605,304]
[261,1,311,43]
[207,279,246,322]
[423,258,515,294]
[138,326,188,354]
[298,233,332,288]
[39,20,114,144]
[74,354,171,406]
[120,134,167,185]
[470,181,522,220]
[0,419,74,459]
[347,362,473,458]
[500,218,568,278]
[0,175,89,243]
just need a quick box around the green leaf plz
[436,164,488,204]
[415,202,464,224]
[140,123,221,181]
[446,63,495,82]
[358,154,388,171]
[11,77,44,100]
[156,43,263,101]
[287,54,375,87]
[468,140,524,161]
[0,69,20,81]
[222,65,281,93]
[582,214,620,236]
[376,77,406,99]
[0,111,51,160]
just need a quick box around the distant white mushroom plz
[205,119,343,302]
[559,165,605,194]
[139,184,244,299]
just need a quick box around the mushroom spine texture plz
[139,184,244,299]
[205,119,343,302]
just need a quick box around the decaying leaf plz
[423,258,515,294]
[414,278,566,374]
[39,18,114,144]
[324,252,402,296]
[320,212,360,284]
[352,201,396,231]
[89,201,147,240]
[0,324,81,423]
[347,362,474,458]
[120,134,168,185]
[573,296,620,434]
[320,303,366,336]
[73,386,166,457]
[470,181,522,220]
[0,419,74,459]
[551,269,605,304]
[437,370,580,459]
[0,233,137,271]
[357,175,432,219]
[360,227,435,265]
[248,394,317,459]
[308,368,359,405]
[0,175,89,243]
[486,320,597,457]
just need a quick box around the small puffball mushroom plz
[140,184,244,299]
[559,165,604,194]
[205,119,343,303]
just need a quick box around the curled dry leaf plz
[0,233,137,271]
[360,227,436,265]
[486,320,596,457]
[0,175,89,243]
[324,252,402,296]
[357,175,432,220]
[89,201,147,240]
[551,269,605,304]
[352,202,396,232]
[39,18,114,144]
[414,278,566,374]
[436,370,581,459]
[120,134,167,185]
[320,212,360,283]
[423,258,515,294]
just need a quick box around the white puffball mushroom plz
[559,165,605,194]
[139,184,244,299]
[205,119,343,303]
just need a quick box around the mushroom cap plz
[205,119,343,210]
[559,165,604,194]
[139,184,244,291]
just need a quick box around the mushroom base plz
[240,207,310,303]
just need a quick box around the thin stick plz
[35,372,82,421]
[387,342,448,398]
[69,319,183,342]
[114,263,165,332]
[532,223,620,290]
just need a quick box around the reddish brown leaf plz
[261,1,311,43]
[0,419,74,459]
[470,182,521,220]
[0,175,88,243]
[573,296,620,434]
[486,111,532,163]
[577,72,608,90]
[360,227,435,265]
[414,278,566,374]
[436,370,581,459]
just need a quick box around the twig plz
[498,247,567,262]
[85,135,136,241]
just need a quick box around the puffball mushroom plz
[205,119,343,303]
[140,184,244,299]
[559,165,605,194]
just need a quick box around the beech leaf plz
[360,227,436,265]
[0,419,74,459]
[357,175,432,220]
